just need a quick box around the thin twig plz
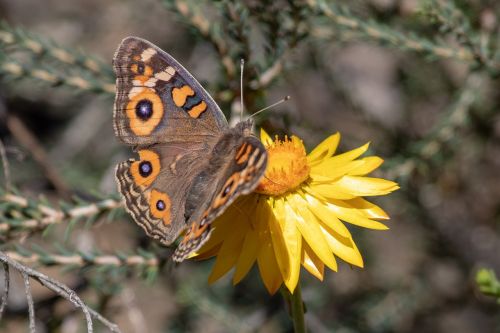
[167,0,236,78]
[422,0,500,74]
[22,272,36,333]
[0,263,9,321]
[0,57,115,94]
[5,251,159,268]
[0,195,122,234]
[250,55,285,90]
[0,20,113,79]
[0,251,122,333]
[0,139,11,192]
[307,0,475,63]
[6,114,70,196]
[41,277,94,333]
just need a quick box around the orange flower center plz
[255,135,310,196]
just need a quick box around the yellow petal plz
[287,194,337,272]
[305,183,357,200]
[203,197,252,248]
[208,232,245,284]
[310,160,365,180]
[318,143,370,170]
[325,200,389,230]
[308,173,337,183]
[301,242,324,281]
[257,235,283,295]
[319,223,363,267]
[301,192,351,238]
[334,176,400,196]
[272,198,302,293]
[343,197,389,220]
[307,132,340,164]
[260,128,273,146]
[266,200,290,282]
[194,243,222,260]
[233,228,260,284]
[347,156,384,176]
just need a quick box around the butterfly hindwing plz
[113,36,228,146]
[115,142,212,245]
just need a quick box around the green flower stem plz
[281,284,307,333]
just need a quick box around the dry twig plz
[6,114,70,196]
[0,250,122,333]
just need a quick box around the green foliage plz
[1,0,500,331]
[0,189,122,239]
[476,268,500,304]
[0,21,114,94]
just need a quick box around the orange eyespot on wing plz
[150,189,172,226]
[185,223,209,241]
[125,89,164,136]
[172,85,195,107]
[130,150,161,188]
[130,63,153,77]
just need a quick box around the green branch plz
[307,0,479,64]
[5,249,158,269]
[162,0,236,78]
[0,21,114,94]
[0,21,113,79]
[0,57,115,94]
[420,0,498,73]
[5,246,161,283]
[0,191,122,237]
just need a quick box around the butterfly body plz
[113,37,267,262]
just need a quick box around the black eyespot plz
[138,161,152,177]
[137,63,145,74]
[135,99,153,120]
[222,180,234,198]
[156,200,165,211]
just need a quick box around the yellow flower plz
[194,130,399,294]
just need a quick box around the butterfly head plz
[234,118,254,136]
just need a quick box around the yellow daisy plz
[194,129,399,294]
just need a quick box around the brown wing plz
[172,123,268,262]
[115,142,213,245]
[113,36,228,146]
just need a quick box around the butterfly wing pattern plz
[172,124,267,262]
[113,37,267,262]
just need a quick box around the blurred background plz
[1,0,500,332]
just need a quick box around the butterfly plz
[113,37,268,262]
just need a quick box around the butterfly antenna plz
[249,95,291,119]
[240,59,245,121]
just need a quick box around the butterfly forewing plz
[172,129,268,262]
[113,36,228,146]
